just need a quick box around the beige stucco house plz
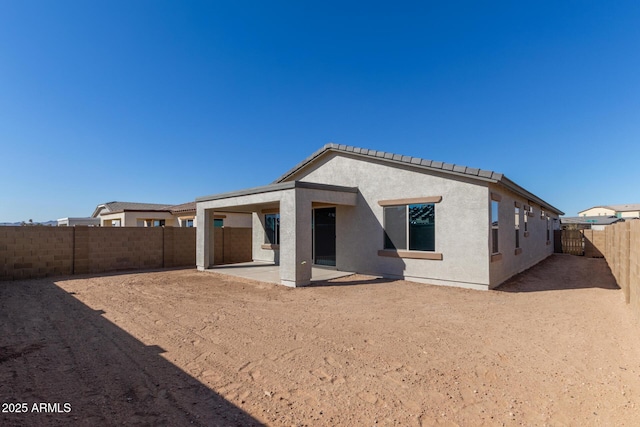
[196,144,563,290]
[92,202,178,227]
[578,204,640,219]
[92,201,251,228]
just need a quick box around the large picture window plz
[384,203,435,251]
[265,213,280,245]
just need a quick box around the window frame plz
[264,213,280,245]
[378,196,442,260]
[490,193,502,261]
[383,203,436,252]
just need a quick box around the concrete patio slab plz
[206,261,353,285]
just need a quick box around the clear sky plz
[1,1,639,222]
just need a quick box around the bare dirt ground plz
[1,254,639,426]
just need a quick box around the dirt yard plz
[1,254,639,426]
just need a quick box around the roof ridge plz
[275,143,501,183]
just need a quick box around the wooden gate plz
[559,229,584,255]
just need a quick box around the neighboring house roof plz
[561,216,624,225]
[274,143,564,215]
[92,201,173,217]
[169,201,196,214]
[605,203,640,212]
[578,204,640,215]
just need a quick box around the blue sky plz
[1,1,639,222]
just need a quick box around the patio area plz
[206,261,355,285]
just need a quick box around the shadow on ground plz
[496,254,619,293]
[0,278,263,427]
[307,277,398,287]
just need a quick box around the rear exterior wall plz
[487,183,559,288]
[285,152,492,290]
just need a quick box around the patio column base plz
[280,279,310,288]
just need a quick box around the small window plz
[491,200,499,254]
[546,216,550,242]
[384,203,435,251]
[182,219,194,227]
[213,219,224,228]
[153,219,165,227]
[515,207,520,249]
[523,205,528,233]
[265,214,280,245]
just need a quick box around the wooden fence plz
[557,229,584,255]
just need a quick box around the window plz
[265,213,280,245]
[214,218,223,228]
[491,200,499,254]
[515,206,520,249]
[546,216,550,242]
[182,219,194,227]
[384,203,435,251]
[152,220,165,227]
[523,205,528,233]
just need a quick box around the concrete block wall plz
[210,228,252,265]
[631,221,640,315]
[76,227,165,274]
[166,227,197,268]
[588,221,640,315]
[583,229,606,258]
[0,226,198,281]
[0,227,74,280]
[222,228,252,264]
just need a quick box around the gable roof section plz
[92,201,173,217]
[609,204,640,212]
[274,143,564,215]
[577,204,640,215]
[169,201,196,214]
[561,216,624,225]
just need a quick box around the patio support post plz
[196,206,214,270]
[279,189,312,287]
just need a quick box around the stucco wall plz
[620,211,640,219]
[579,207,615,217]
[99,212,178,227]
[286,152,492,289]
[487,183,559,288]
[223,212,253,228]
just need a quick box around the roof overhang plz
[196,181,359,213]
[273,144,564,216]
[197,181,358,204]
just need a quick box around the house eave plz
[196,181,358,204]
[273,143,564,216]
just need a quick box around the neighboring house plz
[92,202,177,227]
[578,204,640,218]
[196,144,563,290]
[57,217,100,227]
[92,201,252,228]
[560,216,624,231]
[168,202,252,228]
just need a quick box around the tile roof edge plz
[273,143,502,184]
